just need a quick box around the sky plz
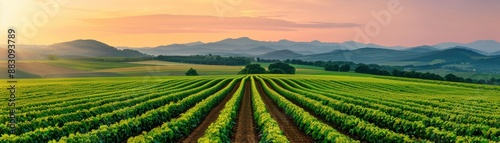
[1,0,499,47]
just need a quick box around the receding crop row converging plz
[0,75,498,143]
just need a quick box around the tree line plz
[259,58,499,85]
[352,64,500,85]
[238,63,295,74]
[156,54,252,66]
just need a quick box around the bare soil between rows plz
[255,80,314,143]
[267,78,364,142]
[180,81,242,143]
[231,81,259,142]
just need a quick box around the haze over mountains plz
[129,37,500,56]
[2,37,500,73]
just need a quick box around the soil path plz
[231,81,258,142]
[267,78,363,142]
[255,80,314,143]
[181,81,242,143]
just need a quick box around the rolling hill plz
[404,45,439,53]
[299,48,421,64]
[258,49,303,60]
[47,39,149,58]
[492,51,500,56]
[433,40,500,53]
[404,47,488,63]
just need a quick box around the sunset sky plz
[1,0,499,47]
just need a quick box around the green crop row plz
[0,79,192,124]
[0,79,186,115]
[0,79,210,135]
[282,78,500,141]
[250,76,289,143]
[273,78,494,142]
[261,77,414,143]
[296,78,499,132]
[333,80,500,116]
[0,78,230,142]
[306,79,500,128]
[0,81,133,110]
[47,78,236,143]
[0,81,136,109]
[128,77,244,142]
[256,77,357,143]
[197,77,248,143]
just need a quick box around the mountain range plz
[2,37,499,72]
[129,37,500,57]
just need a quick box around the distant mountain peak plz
[278,39,293,42]
[63,39,106,44]
[48,39,149,57]
[311,40,322,43]
[492,50,500,55]
[433,39,500,53]
[218,37,259,44]
[258,49,303,60]
[404,45,439,53]
[236,37,252,40]
[50,39,113,49]
[442,47,485,56]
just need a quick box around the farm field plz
[5,60,342,78]
[1,74,499,143]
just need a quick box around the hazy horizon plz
[20,37,500,49]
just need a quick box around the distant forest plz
[155,54,252,66]
[258,58,500,86]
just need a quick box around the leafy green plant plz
[250,76,289,143]
[198,77,248,142]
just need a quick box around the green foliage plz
[354,64,370,73]
[255,77,358,142]
[324,64,340,71]
[127,78,242,142]
[1,74,499,142]
[198,77,248,142]
[250,76,289,143]
[238,64,266,74]
[49,79,234,143]
[339,64,351,72]
[0,79,227,142]
[185,68,199,76]
[268,68,286,74]
[268,62,295,74]
[445,73,460,82]
[48,55,60,60]
[156,55,251,66]
[272,78,488,142]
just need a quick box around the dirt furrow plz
[266,78,363,141]
[255,80,314,143]
[181,81,242,143]
[231,81,258,143]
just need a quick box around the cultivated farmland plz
[1,75,499,143]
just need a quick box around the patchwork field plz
[7,60,340,78]
[1,74,499,143]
